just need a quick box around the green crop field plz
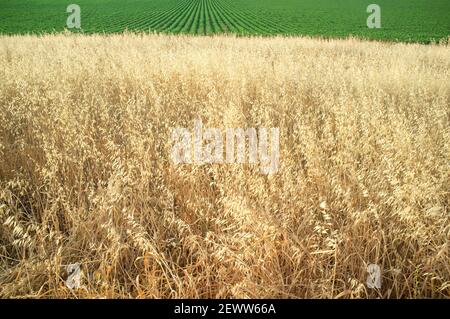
[0,0,449,42]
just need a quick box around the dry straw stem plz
[0,33,449,298]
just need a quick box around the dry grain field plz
[0,33,449,298]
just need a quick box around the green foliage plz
[0,0,448,43]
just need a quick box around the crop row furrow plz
[222,0,290,34]
[146,0,192,30]
[160,0,196,32]
[221,0,294,34]
[190,0,202,34]
[182,0,201,33]
[200,0,206,34]
[106,3,183,32]
[206,0,215,34]
[209,0,246,33]
[213,0,263,34]
[84,0,297,35]
[208,0,226,33]
[167,0,198,33]
[208,0,222,33]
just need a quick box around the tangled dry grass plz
[0,33,449,298]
